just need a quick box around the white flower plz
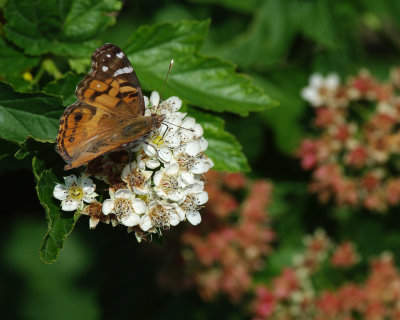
[159,96,183,115]
[102,189,146,227]
[121,161,153,195]
[153,163,187,202]
[143,139,173,163]
[177,181,208,225]
[136,147,161,170]
[301,73,340,107]
[53,175,97,211]
[173,142,214,185]
[178,116,203,143]
[139,200,182,231]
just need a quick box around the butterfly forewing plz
[76,43,145,118]
[56,43,161,170]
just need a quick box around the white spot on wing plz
[97,84,101,88]
[102,66,109,72]
[116,52,124,59]
[106,54,111,58]
[113,66,133,76]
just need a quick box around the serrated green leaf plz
[4,0,122,56]
[188,107,250,172]
[124,20,274,116]
[35,165,80,264]
[0,82,62,143]
[43,73,83,106]
[0,38,40,76]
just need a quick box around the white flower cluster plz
[301,73,340,107]
[53,92,213,241]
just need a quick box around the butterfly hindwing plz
[56,101,155,170]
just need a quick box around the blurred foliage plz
[1,0,400,319]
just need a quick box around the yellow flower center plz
[69,186,83,201]
[152,135,165,146]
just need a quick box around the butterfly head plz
[152,113,166,129]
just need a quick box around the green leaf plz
[188,107,250,172]
[0,82,63,143]
[43,72,83,106]
[252,68,307,154]
[188,0,261,14]
[124,20,274,116]
[213,0,296,70]
[35,164,80,264]
[0,38,40,76]
[296,0,337,49]
[4,0,122,56]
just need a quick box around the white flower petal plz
[165,162,179,175]
[181,171,196,185]
[62,199,79,211]
[163,96,182,112]
[146,158,160,169]
[158,148,172,163]
[140,215,152,231]
[122,162,137,179]
[102,199,115,215]
[188,181,205,193]
[53,184,68,200]
[132,198,146,214]
[187,211,201,225]
[164,132,181,147]
[176,206,186,220]
[114,189,132,199]
[143,143,157,157]
[170,213,180,226]
[80,177,95,193]
[182,117,196,129]
[120,213,140,227]
[153,170,163,186]
[191,158,209,174]
[144,96,149,108]
[83,193,97,203]
[199,137,208,151]
[310,73,323,87]
[185,140,201,156]
[326,73,340,89]
[64,175,77,187]
[195,191,208,205]
[169,190,186,203]
[193,124,203,137]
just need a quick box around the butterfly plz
[56,43,165,170]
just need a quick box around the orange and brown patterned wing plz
[75,43,145,118]
[56,101,154,170]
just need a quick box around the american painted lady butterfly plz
[56,43,165,170]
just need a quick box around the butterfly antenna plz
[160,59,174,100]
[162,121,195,133]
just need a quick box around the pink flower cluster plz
[298,69,400,211]
[179,171,275,302]
[252,230,400,320]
